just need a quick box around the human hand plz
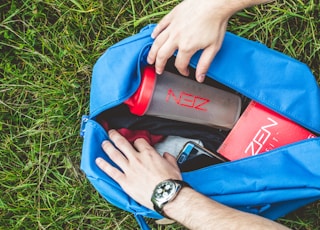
[147,0,235,82]
[95,129,182,210]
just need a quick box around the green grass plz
[0,0,319,229]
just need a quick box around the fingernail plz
[156,69,163,75]
[96,157,103,165]
[108,129,115,135]
[197,74,205,83]
[102,140,109,147]
[151,32,155,39]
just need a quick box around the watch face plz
[152,180,186,214]
[154,181,176,200]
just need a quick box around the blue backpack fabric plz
[80,24,320,229]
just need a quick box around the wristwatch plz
[151,179,190,216]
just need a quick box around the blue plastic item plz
[80,24,320,229]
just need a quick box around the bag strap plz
[135,214,150,230]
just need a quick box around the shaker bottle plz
[124,66,241,129]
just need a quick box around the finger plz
[163,152,180,169]
[102,140,128,169]
[154,38,177,75]
[195,45,219,82]
[151,11,173,39]
[133,138,154,153]
[108,130,138,160]
[147,30,169,65]
[174,48,195,76]
[95,157,125,183]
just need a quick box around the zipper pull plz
[80,115,89,137]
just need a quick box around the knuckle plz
[178,45,193,54]
[102,140,114,152]
[156,50,169,62]
[115,136,127,146]
[110,132,126,146]
[110,153,125,166]
[134,138,154,154]
[151,39,161,50]
[134,138,148,148]
[133,138,143,146]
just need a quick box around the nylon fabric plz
[89,24,320,133]
[81,24,320,229]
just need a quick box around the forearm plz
[213,0,274,18]
[233,0,274,9]
[97,131,289,229]
[163,187,290,230]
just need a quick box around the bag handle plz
[135,214,151,230]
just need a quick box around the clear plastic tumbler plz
[125,66,241,129]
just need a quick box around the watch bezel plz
[151,179,189,215]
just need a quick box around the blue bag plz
[80,24,320,229]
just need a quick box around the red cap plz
[124,66,156,116]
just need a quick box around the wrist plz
[162,186,195,222]
[151,179,190,217]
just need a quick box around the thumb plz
[163,152,180,169]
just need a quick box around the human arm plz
[163,187,290,230]
[147,0,273,82]
[95,130,290,230]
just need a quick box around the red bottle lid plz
[124,66,156,116]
